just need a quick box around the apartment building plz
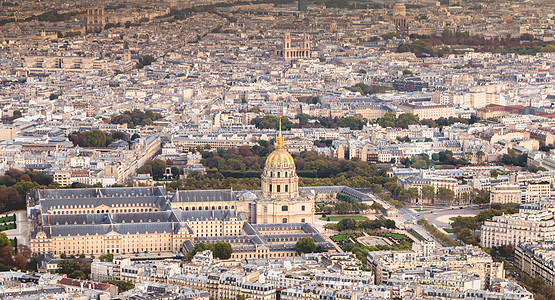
[515,242,555,287]
[491,184,521,204]
[481,208,555,248]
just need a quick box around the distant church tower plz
[276,33,311,61]
[86,7,105,33]
[298,0,307,12]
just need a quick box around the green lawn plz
[414,209,432,212]
[0,223,15,231]
[382,233,408,239]
[332,234,353,242]
[319,216,369,222]
[443,228,454,233]
[449,217,458,221]
[0,216,14,223]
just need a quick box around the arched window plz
[282,205,288,212]
[282,218,287,223]
[277,172,280,178]
[285,172,288,177]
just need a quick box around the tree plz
[473,190,490,204]
[337,218,357,231]
[490,169,499,178]
[58,260,78,275]
[408,187,419,202]
[457,228,477,245]
[111,131,129,141]
[421,186,435,202]
[0,232,10,247]
[99,253,113,262]
[437,187,455,204]
[150,159,166,180]
[83,130,106,147]
[214,242,233,259]
[14,254,28,270]
[70,270,86,279]
[103,280,134,293]
[295,237,317,254]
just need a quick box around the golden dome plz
[264,118,296,170]
[266,149,296,169]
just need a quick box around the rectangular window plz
[285,185,289,192]
[277,185,281,192]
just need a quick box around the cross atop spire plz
[276,118,285,150]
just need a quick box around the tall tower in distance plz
[298,0,307,12]
[392,2,406,17]
[86,7,105,33]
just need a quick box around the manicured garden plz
[414,208,432,212]
[0,223,15,231]
[381,233,408,239]
[331,234,353,242]
[0,214,16,232]
[0,216,14,223]
[319,216,369,222]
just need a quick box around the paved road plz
[3,210,30,246]
[399,205,480,229]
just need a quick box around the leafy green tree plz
[0,232,10,247]
[295,237,317,254]
[214,242,233,259]
[377,113,397,128]
[337,116,364,130]
[103,280,135,292]
[99,253,113,262]
[58,260,78,275]
[382,32,401,40]
[422,185,435,202]
[473,190,490,204]
[83,130,107,147]
[337,218,357,231]
[70,270,86,279]
[251,115,294,130]
[437,187,455,204]
[456,228,477,245]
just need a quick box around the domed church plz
[170,120,315,225]
[252,121,314,224]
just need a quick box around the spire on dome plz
[276,118,285,150]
